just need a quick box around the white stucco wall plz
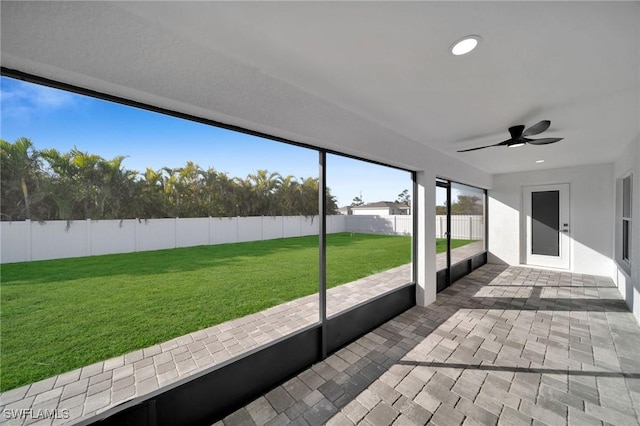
[488,163,615,277]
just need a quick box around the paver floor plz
[435,241,485,272]
[220,264,640,426]
[4,243,638,426]
[0,262,413,425]
[0,240,482,425]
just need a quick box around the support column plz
[415,171,437,307]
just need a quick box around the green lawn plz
[0,233,473,391]
[435,238,476,253]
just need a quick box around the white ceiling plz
[2,1,639,175]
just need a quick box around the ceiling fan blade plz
[526,137,563,145]
[457,145,494,152]
[457,140,511,152]
[522,120,551,136]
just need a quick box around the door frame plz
[522,183,571,269]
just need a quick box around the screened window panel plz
[623,175,631,218]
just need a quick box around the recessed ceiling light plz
[536,160,545,163]
[450,35,482,56]
[508,142,525,148]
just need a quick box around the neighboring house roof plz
[351,201,404,209]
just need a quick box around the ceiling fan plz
[457,120,563,152]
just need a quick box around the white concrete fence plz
[345,214,413,236]
[1,214,418,264]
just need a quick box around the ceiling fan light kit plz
[458,120,564,152]
[450,35,482,56]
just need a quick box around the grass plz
[0,233,473,391]
[435,238,476,253]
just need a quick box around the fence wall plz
[345,215,412,236]
[1,214,421,263]
[434,215,484,240]
[2,215,342,263]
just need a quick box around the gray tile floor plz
[218,264,640,426]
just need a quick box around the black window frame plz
[0,66,418,302]
[621,174,632,265]
[435,177,488,292]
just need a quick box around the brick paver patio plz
[0,263,413,425]
[435,241,485,272]
[220,264,640,426]
[4,242,639,426]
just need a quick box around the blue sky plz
[1,76,414,207]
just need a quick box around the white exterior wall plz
[613,138,640,322]
[489,163,615,277]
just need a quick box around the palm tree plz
[43,147,103,219]
[140,168,166,218]
[69,148,104,219]
[40,147,139,220]
[97,155,138,218]
[247,170,282,215]
[275,175,299,215]
[299,177,319,216]
[39,148,75,220]
[233,176,256,216]
[325,188,339,215]
[201,168,236,217]
[4,140,342,220]
[157,162,206,217]
[0,138,41,220]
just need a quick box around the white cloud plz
[1,77,79,119]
